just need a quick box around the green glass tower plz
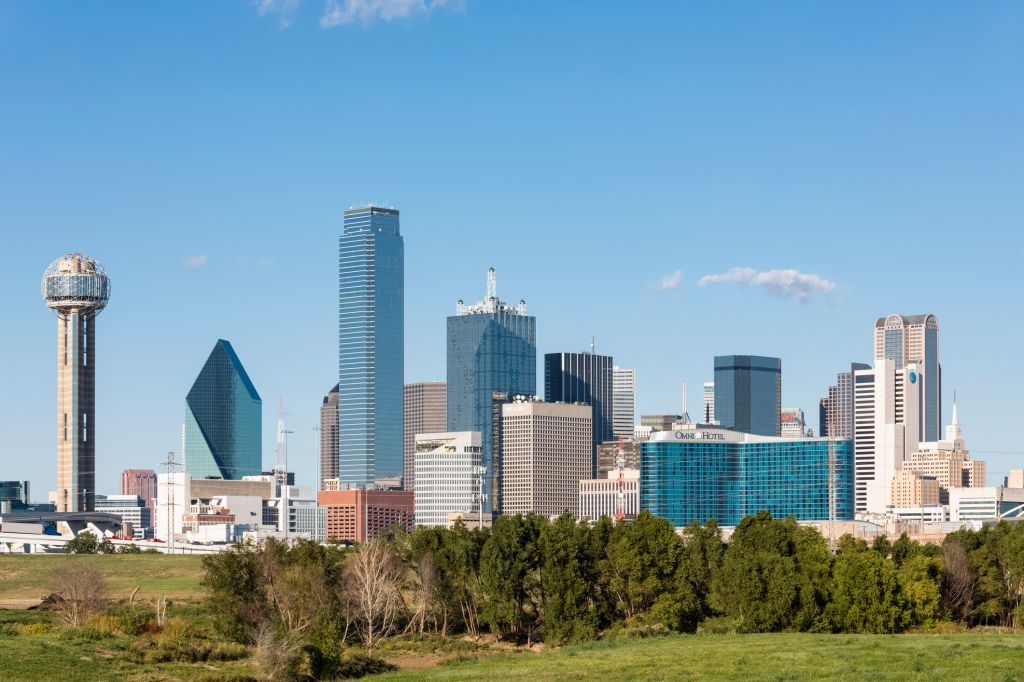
[184,339,262,480]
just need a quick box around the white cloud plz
[254,0,300,27]
[184,255,208,269]
[320,0,452,27]
[697,267,836,302]
[658,270,683,291]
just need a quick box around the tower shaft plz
[56,309,96,512]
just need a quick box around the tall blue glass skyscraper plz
[339,206,404,487]
[714,355,782,437]
[447,268,535,513]
[184,339,262,480]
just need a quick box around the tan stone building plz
[403,382,447,492]
[891,469,941,508]
[501,398,592,517]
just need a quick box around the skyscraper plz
[702,382,715,423]
[780,408,807,438]
[819,363,870,439]
[612,366,636,440]
[713,355,782,437]
[874,314,941,441]
[41,253,111,512]
[184,340,262,480]
[319,384,339,491]
[448,268,536,513]
[403,381,447,491]
[338,206,404,487]
[120,469,157,523]
[545,351,613,474]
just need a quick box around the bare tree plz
[153,596,169,627]
[406,551,438,636]
[251,622,302,682]
[942,541,976,623]
[344,540,405,655]
[51,560,109,627]
[266,561,331,635]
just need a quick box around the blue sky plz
[1,1,1022,495]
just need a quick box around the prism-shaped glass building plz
[184,339,262,480]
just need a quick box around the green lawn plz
[373,632,1024,681]
[0,554,206,601]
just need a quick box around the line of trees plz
[201,511,1024,676]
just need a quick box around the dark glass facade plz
[714,355,781,437]
[640,433,854,526]
[339,207,404,486]
[544,351,613,475]
[185,340,262,480]
[447,307,535,513]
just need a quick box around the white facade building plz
[702,382,715,424]
[93,495,151,539]
[414,431,482,528]
[501,399,592,517]
[853,359,923,515]
[780,408,807,439]
[579,468,639,521]
[612,367,636,440]
[949,487,1024,523]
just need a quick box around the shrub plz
[17,622,52,636]
[332,651,398,679]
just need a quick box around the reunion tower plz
[41,253,110,512]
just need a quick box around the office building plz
[702,382,715,423]
[155,473,274,541]
[874,314,941,441]
[579,469,640,521]
[41,253,111,512]
[500,398,592,517]
[338,206,404,487]
[612,367,636,439]
[852,360,923,514]
[448,268,536,513]
[1006,470,1024,489]
[545,351,613,474]
[640,414,682,432]
[640,424,854,527]
[890,470,940,509]
[94,494,152,539]
[414,431,482,528]
[904,398,986,502]
[316,489,414,543]
[597,440,640,474]
[319,384,340,490]
[713,355,782,437]
[780,408,807,438]
[949,487,1024,523]
[0,481,30,513]
[403,381,447,492]
[184,340,262,480]
[819,363,870,439]
[120,469,157,525]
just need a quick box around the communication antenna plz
[275,399,294,540]
[827,435,838,554]
[472,465,488,530]
[614,436,627,520]
[487,267,496,301]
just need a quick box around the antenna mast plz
[275,398,294,541]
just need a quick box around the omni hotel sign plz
[649,427,779,444]
[671,430,726,441]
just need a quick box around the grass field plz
[0,554,206,601]
[374,632,1024,681]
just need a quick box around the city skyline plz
[1,3,1022,495]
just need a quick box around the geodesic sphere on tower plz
[41,253,111,313]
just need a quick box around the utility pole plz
[827,436,838,554]
[163,450,179,554]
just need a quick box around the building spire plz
[952,390,958,426]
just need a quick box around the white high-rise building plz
[612,367,636,440]
[853,359,923,514]
[780,408,807,438]
[414,431,482,528]
[579,469,639,521]
[501,398,592,517]
[702,382,715,424]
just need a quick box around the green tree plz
[201,540,271,642]
[541,513,596,644]
[480,514,545,643]
[65,531,100,554]
[828,550,909,633]
[710,512,832,632]
[899,554,945,628]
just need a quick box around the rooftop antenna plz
[487,267,497,301]
[591,336,595,354]
[681,382,687,420]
